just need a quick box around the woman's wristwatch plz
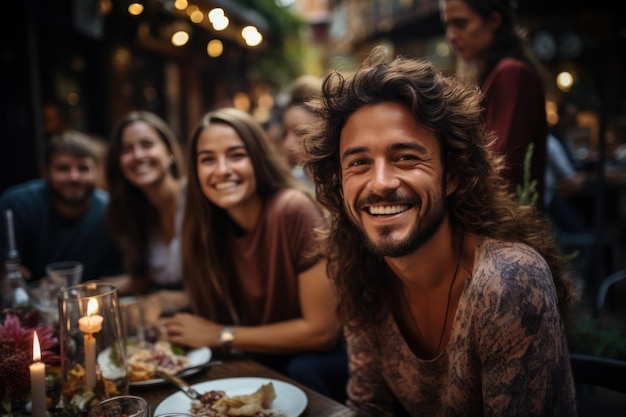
[218,326,235,348]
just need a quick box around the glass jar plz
[57,283,128,415]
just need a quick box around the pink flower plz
[0,313,59,406]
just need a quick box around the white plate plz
[129,347,212,387]
[154,377,308,417]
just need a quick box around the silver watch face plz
[220,327,234,343]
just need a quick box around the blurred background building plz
[1,1,624,273]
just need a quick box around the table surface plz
[131,357,359,417]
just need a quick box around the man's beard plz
[50,183,95,207]
[354,182,447,258]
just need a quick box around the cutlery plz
[157,370,201,399]
[156,360,222,399]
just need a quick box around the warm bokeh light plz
[111,46,132,70]
[257,92,274,109]
[207,39,223,57]
[253,106,271,124]
[174,0,188,10]
[233,92,251,112]
[186,4,200,16]
[242,26,262,47]
[171,30,190,46]
[546,100,558,125]
[212,17,229,31]
[208,8,225,22]
[99,0,113,15]
[557,71,574,92]
[208,8,229,31]
[190,10,204,24]
[128,3,144,16]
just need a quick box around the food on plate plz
[126,340,189,381]
[190,383,285,417]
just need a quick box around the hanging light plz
[207,39,223,57]
[171,30,190,46]
[190,9,204,23]
[208,8,229,31]
[174,0,188,10]
[242,26,262,47]
[168,20,191,47]
[128,2,144,16]
[556,71,574,92]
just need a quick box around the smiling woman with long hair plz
[161,107,348,403]
[105,111,188,314]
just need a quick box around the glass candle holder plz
[90,395,149,417]
[58,282,128,415]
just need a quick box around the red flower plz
[0,313,60,404]
[0,339,30,402]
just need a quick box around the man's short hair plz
[45,129,103,165]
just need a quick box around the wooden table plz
[131,357,359,417]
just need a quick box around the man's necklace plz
[401,255,462,357]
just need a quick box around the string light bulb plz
[128,2,144,15]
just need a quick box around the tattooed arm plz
[345,327,398,417]
[474,242,577,417]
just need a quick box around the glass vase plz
[58,283,128,415]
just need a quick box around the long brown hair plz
[303,47,577,333]
[182,107,307,322]
[106,111,185,284]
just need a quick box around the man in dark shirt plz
[0,130,124,281]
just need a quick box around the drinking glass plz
[28,277,63,325]
[90,395,149,417]
[58,282,128,414]
[46,260,83,287]
[119,296,147,347]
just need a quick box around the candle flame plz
[87,298,99,316]
[33,331,41,361]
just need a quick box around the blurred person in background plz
[545,133,589,234]
[261,106,285,155]
[41,100,109,189]
[105,111,188,315]
[280,75,324,191]
[161,107,348,403]
[0,130,124,281]
[440,0,548,208]
[550,100,585,170]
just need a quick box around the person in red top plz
[440,0,548,208]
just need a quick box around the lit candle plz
[30,331,47,417]
[78,298,103,389]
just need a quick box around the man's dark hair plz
[45,129,101,166]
